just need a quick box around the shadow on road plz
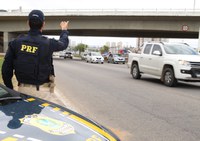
[138,77,200,89]
[53,57,82,61]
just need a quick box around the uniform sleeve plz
[1,41,15,89]
[51,30,69,52]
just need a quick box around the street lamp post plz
[193,0,196,10]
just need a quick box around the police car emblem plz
[20,114,75,135]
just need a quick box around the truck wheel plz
[163,67,177,87]
[131,63,141,79]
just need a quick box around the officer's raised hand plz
[60,21,69,30]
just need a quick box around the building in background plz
[137,38,169,48]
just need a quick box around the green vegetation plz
[74,43,88,55]
[100,45,109,54]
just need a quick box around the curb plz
[54,88,78,112]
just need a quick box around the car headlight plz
[178,60,190,66]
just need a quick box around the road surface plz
[54,58,200,141]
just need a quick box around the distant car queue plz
[79,51,127,64]
[53,50,127,65]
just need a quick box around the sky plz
[1,0,199,10]
[1,0,200,48]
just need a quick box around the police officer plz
[2,10,69,99]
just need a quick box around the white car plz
[128,42,200,87]
[86,52,104,64]
[53,51,73,59]
[81,52,88,60]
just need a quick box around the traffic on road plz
[53,55,200,141]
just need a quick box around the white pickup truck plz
[127,42,200,87]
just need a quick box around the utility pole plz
[193,0,196,10]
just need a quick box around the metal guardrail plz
[2,8,200,12]
[1,9,200,16]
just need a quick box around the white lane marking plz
[27,137,42,141]
[13,134,25,138]
[0,130,6,134]
[59,113,65,117]
[50,109,56,112]
[39,105,43,108]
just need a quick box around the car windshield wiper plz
[0,96,22,101]
[0,84,22,102]
[0,93,22,101]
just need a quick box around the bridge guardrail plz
[1,9,200,16]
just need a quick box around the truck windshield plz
[164,44,198,55]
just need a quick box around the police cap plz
[28,10,45,22]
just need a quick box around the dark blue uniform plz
[2,29,69,89]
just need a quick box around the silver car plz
[86,52,104,64]
[107,54,125,64]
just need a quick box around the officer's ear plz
[41,21,45,30]
[27,20,29,27]
[42,21,45,27]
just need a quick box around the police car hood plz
[0,88,119,141]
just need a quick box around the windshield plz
[0,85,21,101]
[91,52,101,56]
[113,54,120,57]
[0,87,10,98]
[164,44,198,55]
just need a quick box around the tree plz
[74,43,88,55]
[100,45,109,54]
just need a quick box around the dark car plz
[0,84,120,141]
[65,51,73,59]
[53,51,73,59]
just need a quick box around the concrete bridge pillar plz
[198,27,200,53]
[3,32,9,53]
[3,32,18,53]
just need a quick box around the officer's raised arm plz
[51,21,69,52]
[60,21,69,30]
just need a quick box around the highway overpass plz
[1,9,200,52]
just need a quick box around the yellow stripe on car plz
[26,98,35,102]
[62,111,70,115]
[70,115,117,141]
[53,107,60,111]
[2,137,18,141]
[41,103,50,107]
